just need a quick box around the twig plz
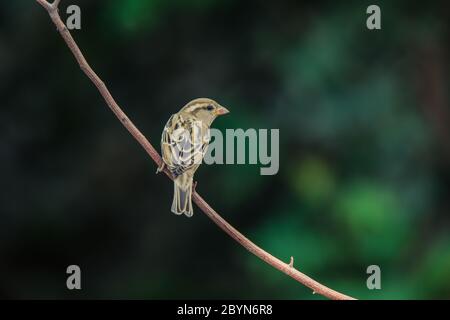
[36,0,356,300]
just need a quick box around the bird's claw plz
[193,181,198,193]
[156,162,165,174]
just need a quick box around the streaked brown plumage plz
[158,98,229,217]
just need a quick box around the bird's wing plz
[161,114,209,177]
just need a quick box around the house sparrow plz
[158,98,229,217]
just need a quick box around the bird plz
[157,98,229,217]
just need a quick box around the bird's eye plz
[206,105,214,111]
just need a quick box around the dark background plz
[0,0,449,299]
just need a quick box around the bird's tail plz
[171,177,193,217]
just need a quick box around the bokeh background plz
[0,0,449,299]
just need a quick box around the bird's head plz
[180,98,229,125]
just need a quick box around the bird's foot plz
[193,181,198,193]
[156,162,165,174]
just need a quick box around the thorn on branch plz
[289,256,294,268]
[57,24,67,33]
[53,0,61,8]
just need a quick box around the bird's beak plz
[215,105,230,116]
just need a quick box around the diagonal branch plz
[36,0,356,300]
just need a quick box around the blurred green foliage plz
[107,0,228,34]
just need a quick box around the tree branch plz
[36,0,356,300]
